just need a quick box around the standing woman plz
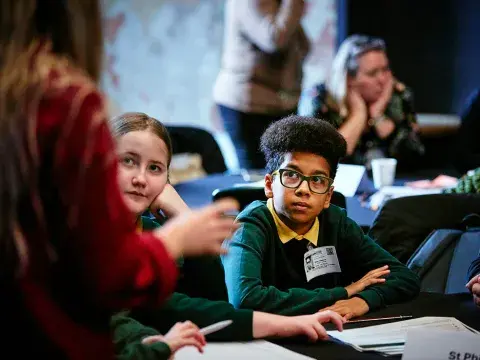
[0,1,237,359]
[214,0,310,170]
[310,35,424,169]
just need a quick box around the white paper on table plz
[327,317,478,356]
[175,340,315,360]
[332,164,366,197]
[403,329,480,360]
[233,179,264,188]
[368,186,443,210]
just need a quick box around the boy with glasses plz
[222,115,419,319]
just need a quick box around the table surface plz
[174,174,381,228]
[277,292,480,360]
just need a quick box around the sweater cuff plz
[330,287,349,302]
[148,341,172,359]
[209,309,254,342]
[356,289,383,311]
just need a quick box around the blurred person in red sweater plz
[0,1,238,359]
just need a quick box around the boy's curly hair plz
[260,115,347,179]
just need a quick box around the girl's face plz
[116,130,169,217]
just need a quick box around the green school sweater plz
[222,201,420,316]
[112,217,254,360]
[112,312,172,360]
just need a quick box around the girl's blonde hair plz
[110,112,173,168]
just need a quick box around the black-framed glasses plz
[272,169,333,194]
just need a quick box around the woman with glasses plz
[309,35,424,170]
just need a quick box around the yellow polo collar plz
[266,199,319,246]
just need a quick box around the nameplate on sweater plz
[304,246,341,282]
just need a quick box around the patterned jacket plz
[309,82,425,168]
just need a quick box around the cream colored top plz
[213,0,310,114]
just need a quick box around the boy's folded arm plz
[343,218,420,310]
[222,222,347,316]
[238,279,348,316]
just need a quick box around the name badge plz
[403,330,480,360]
[304,245,341,282]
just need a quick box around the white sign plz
[332,164,366,197]
[403,329,480,360]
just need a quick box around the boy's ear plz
[264,173,274,199]
[323,186,334,209]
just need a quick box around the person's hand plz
[369,74,394,118]
[347,88,368,121]
[155,198,239,258]
[142,321,206,354]
[374,118,396,139]
[150,184,190,219]
[466,275,480,308]
[320,297,370,320]
[344,265,390,297]
[406,175,458,190]
[272,310,346,342]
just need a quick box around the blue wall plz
[342,0,480,114]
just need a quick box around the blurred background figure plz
[0,1,238,358]
[309,35,425,170]
[213,0,310,170]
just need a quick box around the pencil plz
[346,315,413,324]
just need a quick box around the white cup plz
[371,158,397,189]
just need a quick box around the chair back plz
[406,214,480,294]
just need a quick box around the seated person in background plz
[109,112,345,359]
[222,116,420,319]
[466,255,480,307]
[309,35,424,170]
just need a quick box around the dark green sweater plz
[222,201,420,316]
[112,217,254,360]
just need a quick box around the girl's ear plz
[264,173,274,199]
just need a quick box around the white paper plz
[368,186,443,210]
[332,164,366,197]
[175,340,315,360]
[403,329,480,360]
[233,179,264,188]
[327,317,478,356]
